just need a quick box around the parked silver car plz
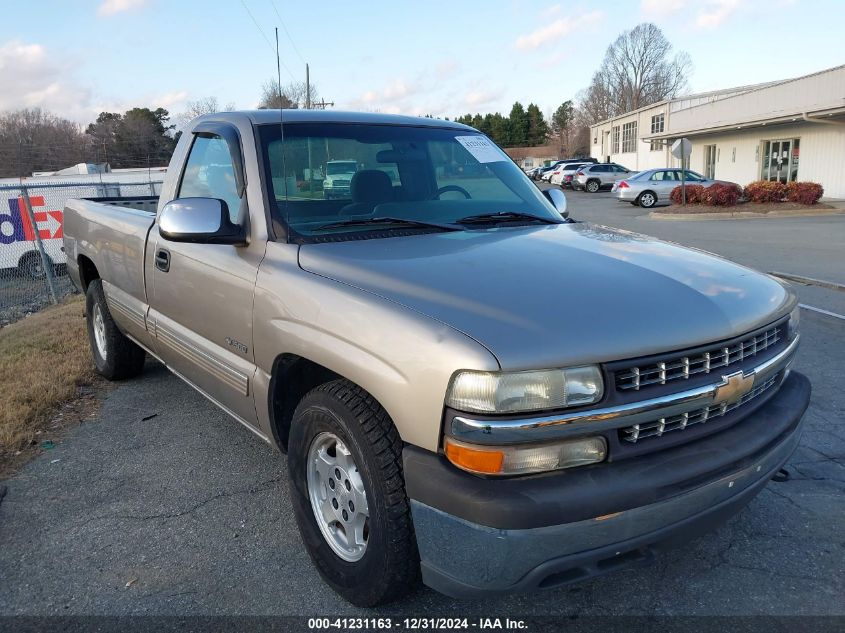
[572,163,633,192]
[613,169,737,208]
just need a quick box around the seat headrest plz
[350,170,393,203]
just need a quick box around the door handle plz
[155,248,170,272]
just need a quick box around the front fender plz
[252,242,500,452]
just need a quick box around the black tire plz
[637,190,657,208]
[288,379,419,607]
[85,279,146,380]
[18,251,50,279]
[586,179,600,193]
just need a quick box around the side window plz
[614,165,629,173]
[179,135,241,222]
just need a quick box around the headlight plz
[788,306,800,340]
[444,436,607,476]
[446,366,603,414]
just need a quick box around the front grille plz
[621,374,779,443]
[616,325,782,392]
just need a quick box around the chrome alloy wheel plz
[639,192,656,208]
[93,303,107,359]
[306,431,370,562]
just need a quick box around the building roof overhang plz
[643,106,845,141]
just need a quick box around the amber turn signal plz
[444,439,505,475]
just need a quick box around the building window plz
[649,113,664,151]
[650,113,664,134]
[524,158,534,168]
[611,126,620,154]
[761,138,800,183]
[622,121,637,153]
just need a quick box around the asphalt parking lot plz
[1,192,844,617]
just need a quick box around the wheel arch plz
[268,353,346,452]
[77,254,100,291]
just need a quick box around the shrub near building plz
[785,182,824,205]
[669,183,740,206]
[671,181,825,207]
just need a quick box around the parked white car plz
[550,163,588,187]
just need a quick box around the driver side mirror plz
[542,188,569,220]
[159,198,247,245]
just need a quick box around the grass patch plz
[0,295,97,470]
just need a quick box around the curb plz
[769,272,845,292]
[649,207,845,221]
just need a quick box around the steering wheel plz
[430,185,471,200]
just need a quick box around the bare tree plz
[0,108,90,177]
[257,80,320,109]
[177,97,236,127]
[579,23,691,124]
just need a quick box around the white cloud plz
[464,89,502,108]
[0,40,92,120]
[152,91,189,110]
[514,11,604,51]
[641,0,686,15]
[351,78,421,109]
[98,0,148,17]
[696,0,743,28]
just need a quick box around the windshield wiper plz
[454,211,559,226]
[315,216,461,232]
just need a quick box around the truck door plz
[147,124,264,429]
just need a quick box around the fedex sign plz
[1,196,63,244]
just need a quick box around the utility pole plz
[313,98,335,110]
[306,63,311,110]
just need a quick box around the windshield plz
[259,123,560,240]
[327,161,357,175]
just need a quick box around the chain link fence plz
[0,180,162,325]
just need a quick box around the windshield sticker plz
[455,136,507,163]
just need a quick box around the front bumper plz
[404,371,810,597]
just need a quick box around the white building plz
[590,64,845,198]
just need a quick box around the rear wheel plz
[288,380,419,606]
[586,179,600,193]
[18,252,50,279]
[638,191,657,208]
[85,280,146,380]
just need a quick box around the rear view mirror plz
[159,198,247,245]
[542,188,569,220]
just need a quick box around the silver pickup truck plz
[63,110,810,606]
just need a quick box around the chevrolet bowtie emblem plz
[714,370,756,405]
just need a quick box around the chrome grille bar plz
[616,326,782,391]
[621,375,779,442]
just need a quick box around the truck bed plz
[63,196,159,304]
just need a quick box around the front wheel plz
[638,191,657,208]
[85,280,146,380]
[288,380,419,606]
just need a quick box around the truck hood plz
[298,224,793,369]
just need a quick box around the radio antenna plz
[275,27,288,203]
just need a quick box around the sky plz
[1,0,843,127]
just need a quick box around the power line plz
[268,0,306,65]
[239,0,296,80]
